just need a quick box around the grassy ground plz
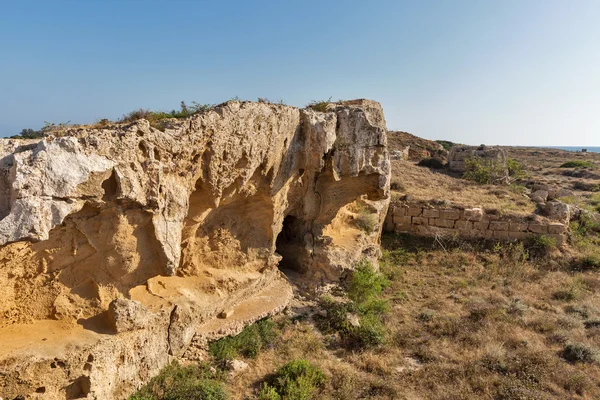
[390,160,536,216]
[132,228,600,400]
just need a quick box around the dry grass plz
[222,233,600,399]
[390,160,536,215]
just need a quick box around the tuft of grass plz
[11,121,73,139]
[553,277,587,302]
[562,342,600,364]
[120,101,214,130]
[259,360,326,400]
[353,203,379,234]
[209,319,278,362]
[128,361,226,400]
[560,160,595,169]
[307,97,332,112]
[525,235,557,258]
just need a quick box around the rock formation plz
[0,99,390,399]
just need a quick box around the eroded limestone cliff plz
[0,99,390,399]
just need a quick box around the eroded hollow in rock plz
[275,215,309,274]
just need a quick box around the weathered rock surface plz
[0,99,390,399]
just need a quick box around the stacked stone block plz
[385,202,567,244]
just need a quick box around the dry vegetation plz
[136,229,600,399]
[390,160,536,216]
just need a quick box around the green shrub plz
[11,121,73,139]
[316,261,388,349]
[525,235,556,258]
[259,383,281,400]
[562,342,600,364]
[507,158,526,180]
[120,101,214,130]
[578,253,600,271]
[307,97,332,112]
[560,160,595,169]
[128,361,226,400]
[435,140,455,152]
[348,260,389,311]
[209,319,278,362]
[260,360,326,400]
[463,157,524,185]
[463,157,507,184]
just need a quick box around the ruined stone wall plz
[385,201,567,244]
[448,145,507,173]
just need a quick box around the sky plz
[1,0,599,146]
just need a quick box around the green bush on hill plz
[128,361,227,400]
[463,156,524,185]
[209,318,278,362]
[435,140,455,152]
[316,260,389,349]
[560,160,595,169]
[259,359,326,400]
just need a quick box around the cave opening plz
[275,215,308,275]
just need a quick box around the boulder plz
[108,298,154,333]
[530,190,549,203]
[544,201,571,223]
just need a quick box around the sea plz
[546,146,600,153]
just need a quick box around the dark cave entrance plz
[275,215,308,274]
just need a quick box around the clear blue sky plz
[1,0,599,145]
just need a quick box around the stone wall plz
[448,145,507,173]
[384,201,567,244]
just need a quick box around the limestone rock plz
[108,298,153,333]
[0,99,391,399]
[544,201,571,223]
[530,189,549,203]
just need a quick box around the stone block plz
[476,230,493,239]
[393,215,411,225]
[548,223,566,234]
[489,221,509,231]
[393,206,407,217]
[508,222,528,232]
[384,214,394,232]
[462,208,483,221]
[422,208,440,218]
[454,220,473,230]
[549,234,565,245]
[414,225,432,235]
[434,227,459,238]
[440,209,461,220]
[528,224,548,234]
[407,206,422,217]
[394,223,412,233]
[412,217,428,225]
[474,221,490,230]
[458,229,477,238]
[434,218,455,228]
[493,230,510,240]
[508,231,530,240]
